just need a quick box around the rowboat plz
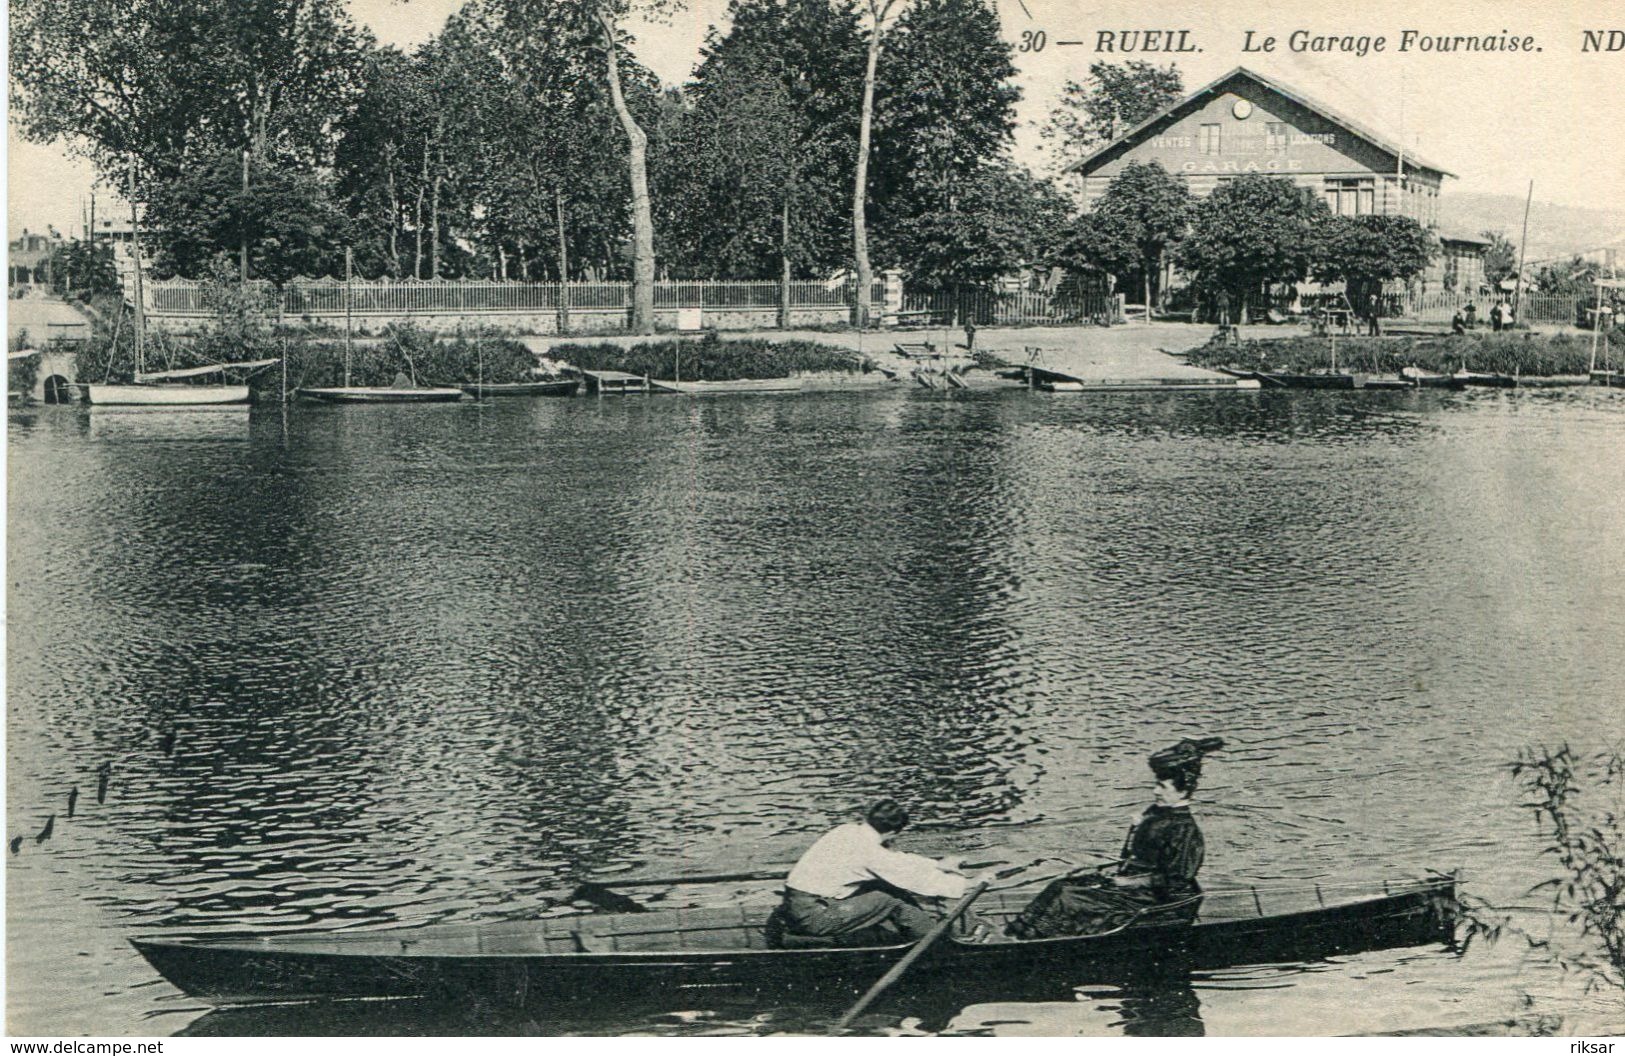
[297,386,465,404]
[130,874,1457,1008]
[1248,372,1410,391]
[1453,369,1518,389]
[648,378,803,395]
[1399,367,1469,390]
[457,379,581,397]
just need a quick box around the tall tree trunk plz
[598,11,655,335]
[555,188,571,333]
[518,241,529,281]
[430,123,445,279]
[385,144,400,277]
[414,135,429,280]
[851,12,887,328]
[780,194,792,330]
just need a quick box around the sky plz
[7,0,1625,239]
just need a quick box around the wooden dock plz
[580,369,650,396]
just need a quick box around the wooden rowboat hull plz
[130,877,1457,1008]
[297,387,465,403]
[457,380,581,397]
[87,384,250,406]
[648,378,803,395]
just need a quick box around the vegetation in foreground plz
[549,335,862,381]
[70,318,538,395]
[1462,746,1623,998]
[1185,333,1607,378]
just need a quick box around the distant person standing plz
[1464,301,1478,328]
[1215,288,1231,328]
[1491,300,1505,332]
[1451,308,1467,335]
[1366,293,1382,337]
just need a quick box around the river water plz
[6,386,1624,1036]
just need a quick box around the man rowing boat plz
[767,799,985,948]
[1006,737,1222,939]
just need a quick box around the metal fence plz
[900,287,1119,326]
[143,277,890,318]
[1395,290,1580,324]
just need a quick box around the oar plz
[828,881,990,1035]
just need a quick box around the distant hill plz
[1439,192,1625,263]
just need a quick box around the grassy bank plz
[549,335,862,381]
[69,324,538,396]
[1186,332,1605,377]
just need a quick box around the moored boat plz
[457,378,581,397]
[297,385,465,404]
[648,377,803,395]
[1453,369,1518,389]
[130,874,1458,1008]
[85,359,279,406]
[1400,367,1468,390]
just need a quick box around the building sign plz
[1180,159,1307,173]
[1150,133,1336,152]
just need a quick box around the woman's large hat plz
[1149,736,1225,780]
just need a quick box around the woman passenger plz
[1006,737,1221,939]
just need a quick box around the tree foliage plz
[1179,175,1329,309]
[1039,61,1183,174]
[660,0,863,279]
[1083,161,1192,305]
[147,150,351,284]
[10,0,369,184]
[1481,230,1519,291]
[1461,745,1624,995]
[1313,214,1434,303]
[885,162,1071,290]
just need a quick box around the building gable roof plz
[1069,66,1454,180]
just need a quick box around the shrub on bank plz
[549,335,861,381]
[1186,332,1601,377]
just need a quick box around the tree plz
[662,0,862,284]
[1534,256,1595,300]
[1039,61,1183,175]
[886,162,1071,293]
[1313,214,1434,308]
[1482,231,1518,292]
[1053,211,1137,285]
[11,0,369,187]
[846,0,925,326]
[1088,161,1193,311]
[148,149,351,285]
[869,0,1020,272]
[1178,174,1329,320]
[48,240,120,300]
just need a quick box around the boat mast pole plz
[344,247,354,388]
[1514,180,1532,323]
[128,162,144,378]
[1590,280,1603,374]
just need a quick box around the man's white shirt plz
[785,822,967,900]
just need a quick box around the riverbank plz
[1184,331,1609,377]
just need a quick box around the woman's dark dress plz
[1007,804,1204,939]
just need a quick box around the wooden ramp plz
[580,369,649,396]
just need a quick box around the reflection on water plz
[7,387,1625,1035]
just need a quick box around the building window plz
[1324,178,1375,216]
[1200,124,1221,155]
[1266,122,1288,152]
